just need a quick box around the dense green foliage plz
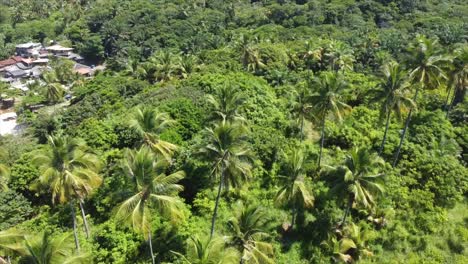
[0,0,467,263]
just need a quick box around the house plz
[46,44,74,57]
[4,69,28,79]
[32,58,49,66]
[0,56,23,70]
[68,53,84,63]
[29,66,45,78]
[74,63,93,76]
[15,42,42,57]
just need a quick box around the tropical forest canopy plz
[0,0,467,263]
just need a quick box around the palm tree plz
[291,83,312,141]
[172,235,240,264]
[323,40,354,72]
[150,51,177,83]
[446,46,467,116]
[199,122,252,238]
[178,54,199,78]
[206,85,246,124]
[129,107,178,161]
[0,147,10,191]
[430,134,462,158]
[275,148,314,229]
[115,147,185,264]
[0,229,25,263]
[324,147,385,227]
[309,72,351,167]
[237,35,265,73]
[324,222,373,263]
[42,72,65,104]
[32,135,102,249]
[372,62,415,155]
[20,232,89,264]
[227,202,275,264]
[393,35,450,166]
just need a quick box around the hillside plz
[0,1,467,263]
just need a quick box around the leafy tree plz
[0,190,33,230]
[172,235,240,264]
[310,72,351,167]
[32,135,102,249]
[324,147,385,226]
[115,147,185,264]
[372,61,415,155]
[206,85,246,124]
[199,122,252,238]
[393,35,450,166]
[227,201,274,264]
[275,147,314,229]
[129,107,178,161]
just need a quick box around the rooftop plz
[16,42,41,49]
[0,56,23,68]
[46,44,74,51]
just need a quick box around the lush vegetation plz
[0,0,467,263]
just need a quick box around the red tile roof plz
[75,68,92,75]
[0,56,23,68]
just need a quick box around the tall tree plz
[20,232,89,264]
[172,235,240,264]
[206,85,246,124]
[324,147,385,227]
[199,122,252,238]
[275,148,314,229]
[446,46,467,116]
[237,35,265,73]
[372,61,415,155]
[309,72,351,167]
[32,135,102,249]
[227,201,275,264]
[323,40,355,72]
[150,51,177,83]
[115,147,185,264]
[42,72,65,105]
[0,229,25,263]
[0,147,9,191]
[178,54,199,79]
[325,222,373,263]
[129,107,178,161]
[291,83,312,141]
[393,35,450,166]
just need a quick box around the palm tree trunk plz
[70,202,80,251]
[318,116,326,168]
[79,200,90,239]
[291,204,296,230]
[210,168,224,238]
[446,87,463,118]
[340,196,353,227]
[300,115,304,141]
[444,85,453,114]
[392,87,420,167]
[148,230,156,264]
[379,111,392,155]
